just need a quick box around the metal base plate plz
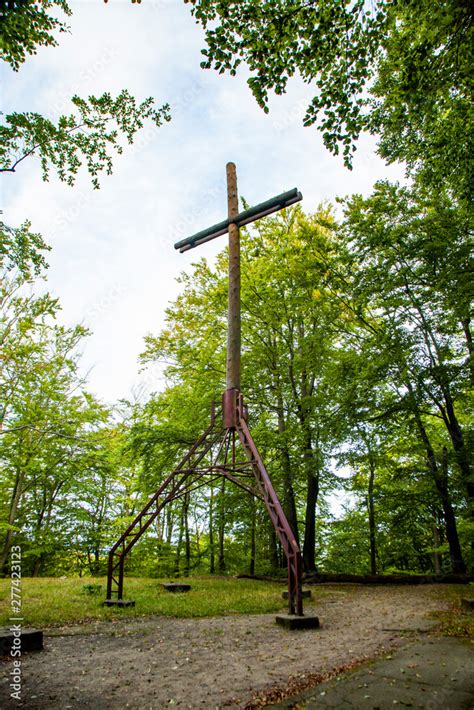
[275,614,320,630]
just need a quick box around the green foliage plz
[372,0,473,202]
[187,0,388,166]
[186,0,473,200]
[81,582,103,595]
[1,91,171,188]
[0,0,72,71]
[141,205,347,572]
[134,192,471,578]
[0,186,470,579]
[0,219,50,276]
[0,251,116,576]
[1,3,171,189]
[321,510,372,574]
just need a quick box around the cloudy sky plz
[4,0,403,405]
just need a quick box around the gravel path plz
[0,585,450,709]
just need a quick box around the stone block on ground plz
[0,627,43,655]
[275,614,320,630]
[162,583,191,593]
[461,597,474,611]
[103,599,135,607]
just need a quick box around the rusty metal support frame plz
[106,392,304,616]
[107,163,304,615]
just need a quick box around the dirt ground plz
[0,585,453,709]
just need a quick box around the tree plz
[339,182,472,503]
[0,270,107,572]
[1,1,170,189]
[0,228,113,574]
[1,0,72,72]
[1,92,170,189]
[187,0,473,200]
[329,181,472,572]
[0,220,50,278]
[140,205,349,572]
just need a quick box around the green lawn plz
[0,576,289,627]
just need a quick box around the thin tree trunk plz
[32,554,44,577]
[302,424,319,573]
[269,525,279,572]
[442,397,473,504]
[166,506,174,546]
[174,502,185,576]
[276,394,300,548]
[0,468,25,574]
[408,386,466,574]
[249,495,256,576]
[460,316,473,386]
[367,455,377,575]
[184,493,191,577]
[436,446,466,574]
[209,484,215,574]
[432,509,442,575]
[218,478,226,573]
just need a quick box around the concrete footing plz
[103,599,135,607]
[0,627,43,655]
[282,589,312,600]
[163,583,191,593]
[275,614,320,630]
[461,597,474,611]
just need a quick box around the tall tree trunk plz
[409,388,466,574]
[441,396,473,505]
[32,554,44,577]
[218,478,226,573]
[432,509,442,575]
[302,424,319,573]
[276,394,300,548]
[0,468,25,574]
[183,493,191,577]
[174,502,185,576]
[367,455,377,575]
[407,289,473,502]
[249,495,256,576]
[435,447,466,574]
[460,316,473,386]
[209,484,215,574]
[166,506,174,545]
[269,525,279,572]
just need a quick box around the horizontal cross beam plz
[174,187,302,253]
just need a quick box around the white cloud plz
[3,0,404,404]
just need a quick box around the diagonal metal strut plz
[106,394,303,616]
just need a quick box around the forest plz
[1,0,472,583]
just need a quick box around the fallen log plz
[237,572,474,585]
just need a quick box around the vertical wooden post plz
[226,162,240,390]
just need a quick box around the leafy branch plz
[0,90,171,188]
[0,0,72,71]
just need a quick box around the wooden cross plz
[174,163,302,391]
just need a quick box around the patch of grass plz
[429,584,474,639]
[0,576,291,627]
[436,610,474,638]
[81,583,103,595]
